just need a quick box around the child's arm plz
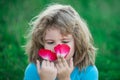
[36,60,57,80]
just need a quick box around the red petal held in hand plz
[54,44,70,57]
[38,49,57,61]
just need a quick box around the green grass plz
[0,0,120,80]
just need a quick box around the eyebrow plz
[61,37,71,40]
[62,35,73,39]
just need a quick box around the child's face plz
[44,28,75,60]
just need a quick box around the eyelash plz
[46,42,54,44]
[46,40,70,44]
[62,41,69,43]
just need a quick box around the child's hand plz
[36,60,57,80]
[56,56,74,80]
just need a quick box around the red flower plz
[38,44,70,61]
[38,49,57,61]
[54,44,70,58]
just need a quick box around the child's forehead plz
[44,28,73,40]
[45,27,70,36]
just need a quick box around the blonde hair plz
[25,4,97,69]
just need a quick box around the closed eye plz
[46,41,54,44]
[62,40,70,43]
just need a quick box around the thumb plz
[36,60,41,74]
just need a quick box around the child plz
[24,4,98,80]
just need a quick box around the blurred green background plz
[0,0,120,80]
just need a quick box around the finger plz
[61,57,68,67]
[57,55,62,63]
[56,64,60,71]
[50,62,54,68]
[46,60,50,67]
[69,58,74,69]
[42,60,46,67]
[36,60,41,73]
[58,57,65,67]
[57,55,61,61]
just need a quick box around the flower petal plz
[38,49,57,61]
[54,44,70,57]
